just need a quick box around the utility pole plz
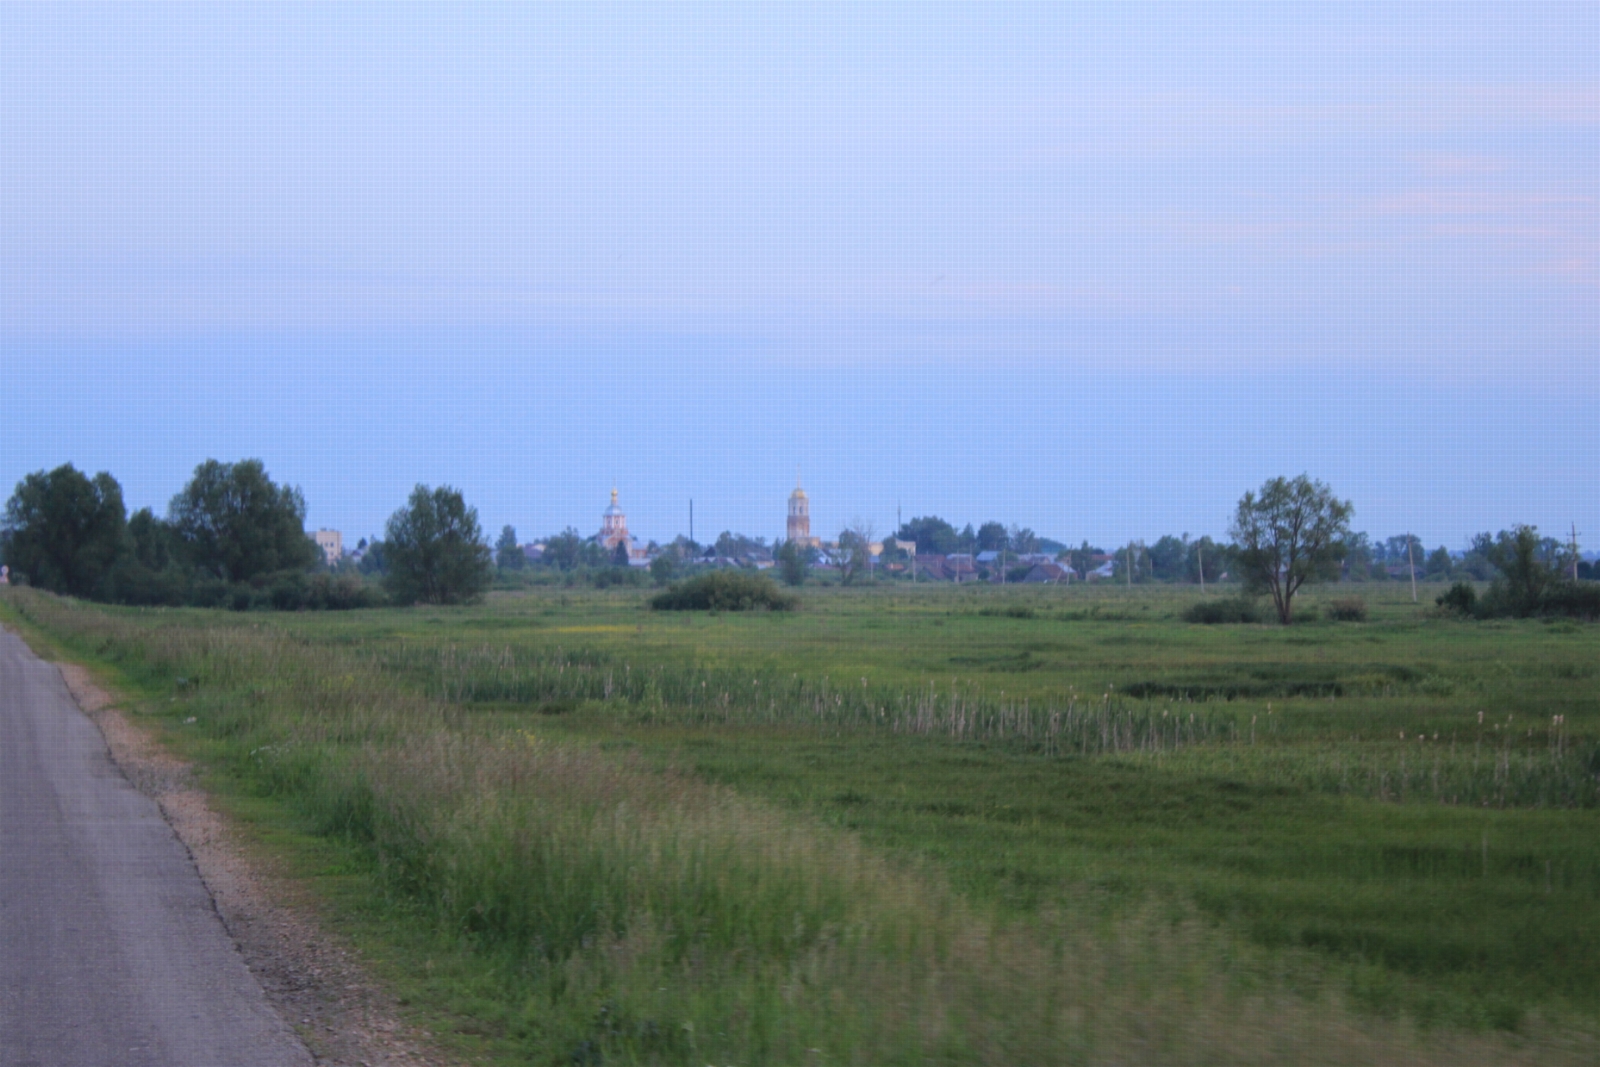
[689,499,694,547]
[1126,543,1134,588]
[1407,535,1418,603]
[1572,522,1582,582]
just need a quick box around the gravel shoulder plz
[53,659,457,1067]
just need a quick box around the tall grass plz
[6,588,1596,1064]
[359,639,1598,808]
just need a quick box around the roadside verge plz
[39,638,453,1067]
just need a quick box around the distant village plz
[6,460,1594,609]
[326,483,1107,586]
[322,483,1575,589]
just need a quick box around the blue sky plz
[3,4,1595,551]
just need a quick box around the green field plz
[4,582,1597,1064]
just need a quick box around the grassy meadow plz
[4,580,1598,1064]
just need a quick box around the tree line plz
[0,461,493,608]
[3,464,1594,621]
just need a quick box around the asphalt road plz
[0,629,312,1067]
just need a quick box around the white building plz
[313,529,343,566]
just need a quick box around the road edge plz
[48,653,451,1067]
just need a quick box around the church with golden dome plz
[598,488,631,550]
[786,478,821,549]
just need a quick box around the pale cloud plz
[1373,190,1597,217]
[1429,224,1567,240]
[1414,155,1512,177]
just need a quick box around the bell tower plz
[786,478,816,547]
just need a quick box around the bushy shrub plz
[269,574,309,610]
[1539,582,1600,621]
[1182,597,1262,624]
[650,571,798,612]
[1436,578,1595,621]
[186,578,232,609]
[101,562,191,606]
[308,573,384,610]
[592,566,645,589]
[1327,596,1368,622]
[1437,582,1478,617]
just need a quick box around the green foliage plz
[775,539,811,587]
[1183,596,1263,624]
[2,464,126,597]
[101,507,190,605]
[495,525,524,570]
[1147,534,1188,580]
[271,572,386,611]
[712,530,767,560]
[169,458,319,583]
[650,571,797,611]
[1539,582,1600,620]
[1112,540,1154,583]
[540,527,584,571]
[1438,582,1479,616]
[895,515,958,555]
[1326,596,1369,622]
[125,507,179,571]
[1481,525,1555,617]
[591,565,643,589]
[837,525,875,585]
[1188,535,1231,585]
[648,552,677,586]
[1064,540,1106,580]
[1231,474,1354,624]
[383,485,493,605]
[1452,527,1600,621]
[357,538,387,575]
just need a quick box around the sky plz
[3,4,1596,552]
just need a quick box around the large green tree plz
[2,464,126,596]
[895,516,957,556]
[1229,475,1353,624]
[1481,524,1555,617]
[495,525,524,570]
[1185,535,1229,585]
[541,527,584,570]
[1066,540,1104,580]
[775,539,812,586]
[837,522,876,585]
[976,521,1009,552]
[1147,534,1189,581]
[169,459,319,583]
[384,484,492,605]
